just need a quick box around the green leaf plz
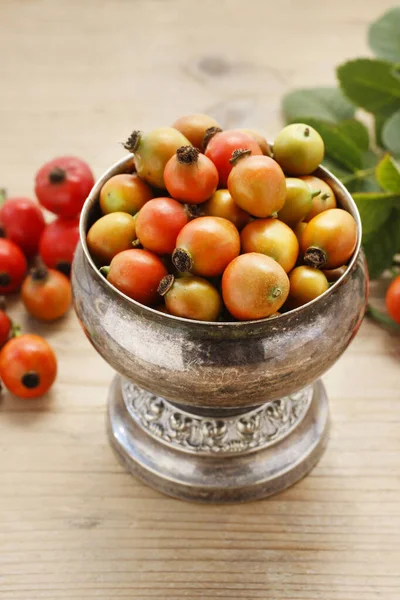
[336,119,370,151]
[337,59,400,117]
[367,304,400,332]
[353,191,396,237]
[300,118,362,172]
[375,114,386,147]
[376,154,400,193]
[368,7,400,62]
[382,110,400,156]
[363,210,400,279]
[282,87,355,124]
[322,157,352,180]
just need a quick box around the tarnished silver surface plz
[72,155,368,411]
[122,379,313,455]
[72,152,368,502]
[108,375,329,503]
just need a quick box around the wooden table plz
[1,1,399,598]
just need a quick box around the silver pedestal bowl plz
[72,154,368,503]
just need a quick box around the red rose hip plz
[172,216,240,277]
[135,198,189,255]
[102,249,168,306]
[204,128,263,187]
[164,146,218,204]
[35,156,94,218]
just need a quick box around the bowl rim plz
[79,149,362,328]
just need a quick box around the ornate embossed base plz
[107,375,330,503]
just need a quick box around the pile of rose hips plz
[87,114,358,322]
[0,156,94,398]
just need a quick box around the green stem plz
[10,321,22,338]
[340,167,375,185]
[367,304,400,332]
[99,266,110,277]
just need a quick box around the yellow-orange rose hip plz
[240,218,299,273]
[301,208,357,269]
[222,253,289,320]
[227,151,286,218]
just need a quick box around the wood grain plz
[1,0,399,598]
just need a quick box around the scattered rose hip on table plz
[386,275,400,325]
[0,334,57,399]
[39,216,80,277]
[0,196,45,257]
[35,156,94,218]
[21,267,72,322]
[0,238,27,294]
[0,303,11,347]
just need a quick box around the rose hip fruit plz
[241,218,299,273]
[277,178,315,226]
[323,265,347,282]
[300,176,337,221]
[301,208,357,269]
[124,128,191,189]
[204,128,263,187]
[164,146,218,204]
[158,274,222,321]
[238,129,272,156]
[100,173,153,215]
[287,266,329,308]
[228,152,286,218]
[102,249,167,306]
[39,217,79,277]
[0,334,57,399]
[0,307,11,347]
[172,216,240,277]
[386,275,400,325]
[87,212,137,263]
[273,124,324,175]
[135,197,189,255]
[222,253,289,320]
[0,196,45,257]
[202,189,251,230]
[0,239,27,294]
[35,156,94,218]
[21,267,72,322]
[172,114,221,149]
